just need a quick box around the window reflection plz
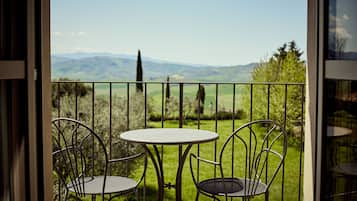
[324,79,357,200]
[328,0,357,60]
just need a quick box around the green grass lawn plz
[126,119,303,201]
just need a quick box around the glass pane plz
[328,0,357,60]
[323,79,357,200]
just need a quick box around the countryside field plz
[81,82,285,114]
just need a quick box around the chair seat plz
[197,178,243,195]
[68,176,137,194]
[197,178,267,197]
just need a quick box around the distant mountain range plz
[51,53,257,82]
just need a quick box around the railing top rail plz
[51,80,305,85]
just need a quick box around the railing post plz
[161,83,164,128]
[91,82,95,201]
[179,83,183,128]
[126,83,130,176]
[298,84,305,201]
[144,83,147,128]
[75,82,78,120]
[178,83,184,189]
[282,84,288,201]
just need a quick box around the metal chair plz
[190,120,287,201]
[329,142,357,200]
[52,117,147,201]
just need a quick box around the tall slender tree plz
[165,76,170,100]
[165,76,170,114]
[136,50,143,93]
[195,85,205,114]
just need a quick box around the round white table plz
[120,128,219,201]
[327,126,352,137]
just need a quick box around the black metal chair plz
[52,117,147,201]
[189,120,287,201]
[329,142,357,200]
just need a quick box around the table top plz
[327,126,352,137]
[120,128,219,145]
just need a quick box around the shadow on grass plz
[140,185,175,201]
[109,185,175,201]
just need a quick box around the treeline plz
[242,41,306,136]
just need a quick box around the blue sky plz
[51,0,307,66]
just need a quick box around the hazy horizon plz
[52,51,260,67]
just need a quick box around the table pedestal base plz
[142,144,193,201]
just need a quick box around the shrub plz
[149,109,246,121]
[52,92,147,177]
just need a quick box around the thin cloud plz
[51,31,87,37]
[70,47,95,52]
[52,31,64,37]
[70,32,87,37]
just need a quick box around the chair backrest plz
[219,120,287,196]
[52,117,108,198]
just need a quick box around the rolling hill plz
[51,53,257,82]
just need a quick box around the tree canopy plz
[243,41,306,134]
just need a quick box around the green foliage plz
[243,41,306,133]
[52,78,91,108]
[151,100,245,121]
[52,90,147,199]
[163,96,195,121]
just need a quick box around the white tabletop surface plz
[327,126,352,137]
[120,128,219,145]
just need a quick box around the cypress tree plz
[165,76,170,99]
[165,76,170,114]
[195,85,205,114]
[136,50,143,93]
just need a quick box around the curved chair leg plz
[265,191,269,201]
[195,191,200,201]
[135,188,139,201]
[108,193,121,201]
[213,196,221,201]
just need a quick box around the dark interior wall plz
[0,0,29,200]
[0,0,26,59]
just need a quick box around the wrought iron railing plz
[52,81,305,201]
